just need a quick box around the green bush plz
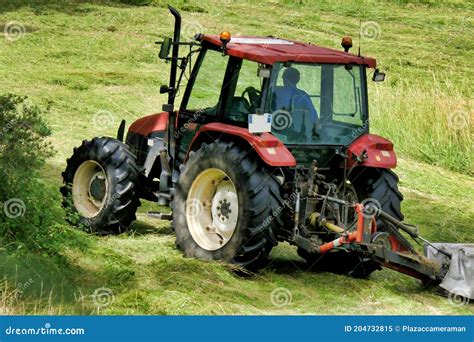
[0,94,65,253]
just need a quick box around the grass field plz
[0,0,473,314]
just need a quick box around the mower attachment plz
[425,243,474,300]
[298,197,473,297]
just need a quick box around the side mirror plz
[159,37,172,59]
[160,85,170,94]
[373,69,386,82]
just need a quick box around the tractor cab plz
[175,33,382,169]
[172,32,386,169]
[185,35,371,143]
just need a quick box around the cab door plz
[175,46,230,166]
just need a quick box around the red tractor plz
[61,6,473,294]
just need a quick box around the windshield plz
[266,63,368,146]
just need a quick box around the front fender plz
[186,123,296,167]
[347,133,397,169]
[128,112,169,137]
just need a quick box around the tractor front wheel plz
[173,140,282,270]
[61,137,141,234]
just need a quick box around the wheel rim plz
[186,168,239,251]
[72,160,109,218]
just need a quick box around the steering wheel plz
[241,86,261,112]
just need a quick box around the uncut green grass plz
[0,0,472,314]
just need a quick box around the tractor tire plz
[351,168,404,232]
[173,140,282,271]
[61,137,141,234]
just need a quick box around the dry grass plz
[371,81,472,174]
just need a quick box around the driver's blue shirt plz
[274,86,318,123]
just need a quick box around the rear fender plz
[186,123,296,167]
[347,134,397,169]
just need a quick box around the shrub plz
[0,94,64,253]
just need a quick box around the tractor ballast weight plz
[61,5,473,300]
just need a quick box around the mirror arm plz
[155,41,200,47]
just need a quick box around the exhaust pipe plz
[167,5,181,108]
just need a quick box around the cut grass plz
[0,0,472,315]
[2,156,473,315]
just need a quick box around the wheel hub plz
[186,169,239,251]
[211,182,238,235]
[218,200,231,218]
[72,160,109,218]
[89,173,106,202]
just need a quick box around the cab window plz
[224,59,262,122]
[186,49,229,115]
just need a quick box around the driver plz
[274,67,318,125]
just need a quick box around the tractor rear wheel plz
[298,168,403,278]
[173,140,282,270]
[61,137,141,234]
[351,168,404,232]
